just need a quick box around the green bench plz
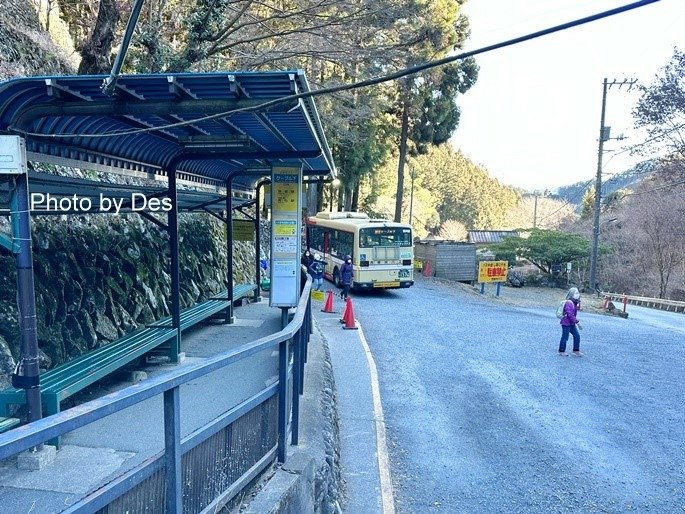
[0,284,256,442]
[148,284,257,331]
[0,327,178,421]
[0,416,20,433]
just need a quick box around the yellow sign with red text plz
[478,260,508,283]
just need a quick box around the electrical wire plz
[10,0,661,140]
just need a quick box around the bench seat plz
[0,327,177,420]
[0,416,20,433]
[148,284,257,331]
[0,284,255,445]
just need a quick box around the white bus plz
[305,212,414,290]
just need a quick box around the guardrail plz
[601,292,685,314]
[0,274,313,513]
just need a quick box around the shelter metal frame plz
[0,71,334,513]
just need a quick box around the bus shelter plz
[0,71,336,425]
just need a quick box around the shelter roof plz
[0,71,336,190]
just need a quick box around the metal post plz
[164,387,182,514]
[225,177,235,324]
[300,305,306,388]
[254,184,262,302]
[291,329,301,446]
[277,337,288,462]
[101,0,145,95]
[11,173,43,425]
[168,168,181,362]
[589,78,608,294]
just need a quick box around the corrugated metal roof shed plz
[467,230,519,245]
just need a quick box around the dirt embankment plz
[0,0,73,80]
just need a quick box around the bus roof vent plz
[314,211,370,220]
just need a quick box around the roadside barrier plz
[602,292,685,314]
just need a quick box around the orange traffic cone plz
[422,260,432,277]
[342,297,358,330]
[321,290,335,313]
[339,297,348,323]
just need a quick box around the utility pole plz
[589,78,636,293]
[533,193,538,228]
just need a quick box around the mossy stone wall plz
[0,213,257,387]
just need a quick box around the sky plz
[449,0,685,192]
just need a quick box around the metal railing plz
[0,274,313,513]
[602,292,685,314]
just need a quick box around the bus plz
[305,212,414,290]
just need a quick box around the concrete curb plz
[243,320,342,514]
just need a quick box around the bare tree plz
[600,162,685,298]
[76,0,125,74]
[438,219,467,241]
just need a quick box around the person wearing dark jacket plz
[308,254,325,291]
[340,255,353,300]
[301,250,313,268]
[559,287,583,356]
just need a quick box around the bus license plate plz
[373,281,400,288]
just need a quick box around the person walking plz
[308,254,325,291]
[340,255,354,300]
[559,287,583,356]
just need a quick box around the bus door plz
[322,231,332,280]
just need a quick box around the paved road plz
[351,278,685,513]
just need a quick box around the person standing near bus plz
[308,254,325,291]
[340,255,353,300]
[301,250,313,268]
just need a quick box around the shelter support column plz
[225,177,235,324]
[167,168,181,362]
[254,180,269,302]
[11,172,43,424]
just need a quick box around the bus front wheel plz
[333,267,342,288]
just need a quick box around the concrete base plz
[244,453,316,514]
[130,371,148,383]
[17,445,57,471]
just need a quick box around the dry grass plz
[431,278,606,314]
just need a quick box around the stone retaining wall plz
[0,213,260,388]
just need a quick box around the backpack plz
[556,300,570,319]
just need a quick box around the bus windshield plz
[359,227,412,248]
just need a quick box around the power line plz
[10,0,661,140]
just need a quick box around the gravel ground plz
[349,276,685,513]
[444,279,607,313]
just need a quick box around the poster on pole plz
[232,219,254,241]
[269,166,302,307]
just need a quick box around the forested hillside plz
[557,160,657,209]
